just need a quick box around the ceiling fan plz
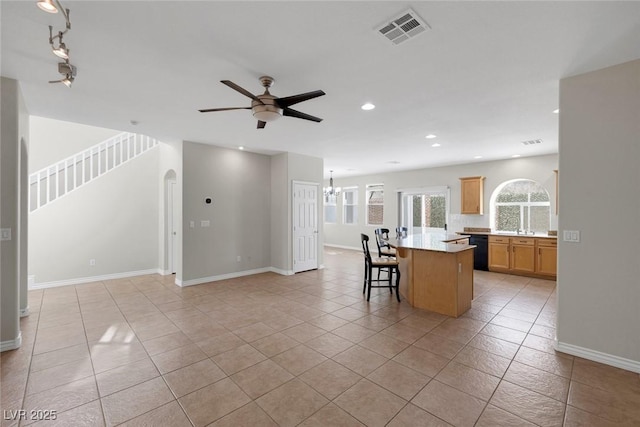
[199,76,325,129]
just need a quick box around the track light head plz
[61,74,74,87]
[36,0,58,13]
[52,42,69,59]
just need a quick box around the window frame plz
[366,184,384,226]
[323,193,337,224]
[342,186,359,225]
[491,179,551,233]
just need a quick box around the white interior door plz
[293,182,319,273]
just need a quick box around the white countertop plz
[392,233,476,253]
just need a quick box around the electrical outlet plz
[201,220,210,227]
[1,228,11,241]
[189,221,195,228]
[89,259,96,266]
[236,256,241,262]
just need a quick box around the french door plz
[399,187,450,234]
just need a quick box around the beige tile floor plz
[2,248,640,426]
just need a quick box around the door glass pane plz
[424,195,446,228]
[412,196,422,227]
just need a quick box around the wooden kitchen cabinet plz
[460,176,485,214]
[510,237,536,273]
[488,236,510,271]
[536,239,557,276]
[489,235,556,278]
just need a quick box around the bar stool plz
[396,226,408,238]
[374,228,396,258]
[361,234,401,302]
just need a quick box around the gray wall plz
[324,154,558,249]
[270,153,288,272]
[557,59,640,368]
[29,149,161,284]
[1,77,28,349]
[181,142,271,283]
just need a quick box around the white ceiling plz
[2,1,640,178]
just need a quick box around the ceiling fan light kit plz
[37,0,77,87]
[199,75,325,129]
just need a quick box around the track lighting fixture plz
[48,60,76,87]
[37,0,76,86]
[36,0,70,29]
[49,26,69,59]
[36,0,57,13]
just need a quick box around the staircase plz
[29,132,160,212]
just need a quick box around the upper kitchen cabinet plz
[460,176,485,214]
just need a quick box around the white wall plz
[557,59,640,370]
[1,77,28,349]
[29,116,121,172]
[324,154,558,249]
[181,142,271,283]
[29,149,161,284]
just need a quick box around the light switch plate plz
[201,220,210,227]
[1,228,11,241]
[563,230,580,242]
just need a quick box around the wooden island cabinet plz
[393,233,475,318]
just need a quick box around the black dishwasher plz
[469,234,489,271]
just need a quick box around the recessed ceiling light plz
[425,134,437,139]
[238,146,244,150]
[553,109,559,114]
[474,155,483,159]
[361,103,375,111]
[512,154,521,158]
[431,143,441,147]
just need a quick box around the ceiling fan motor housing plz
[252,95,282,122]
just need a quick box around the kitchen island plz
[392,233,476,317]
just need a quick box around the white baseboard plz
[29,269,160,290]
[177,267,276,287]
[324,243,361,252]
[0,332,22,352]
[20,306,30,317]
[556,341,640,374]
[270,267,295,276]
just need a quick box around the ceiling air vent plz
[376,9,430,45]
[521,139,543,146]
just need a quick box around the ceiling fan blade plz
[221,80,263,103]
[198,107,251,113]
[283,107,323,123]
[48,79,62,84]
[257,120,267,129]
[275,90,325,108]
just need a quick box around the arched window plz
[491,179,550,233]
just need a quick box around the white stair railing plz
[29,132,159,212]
